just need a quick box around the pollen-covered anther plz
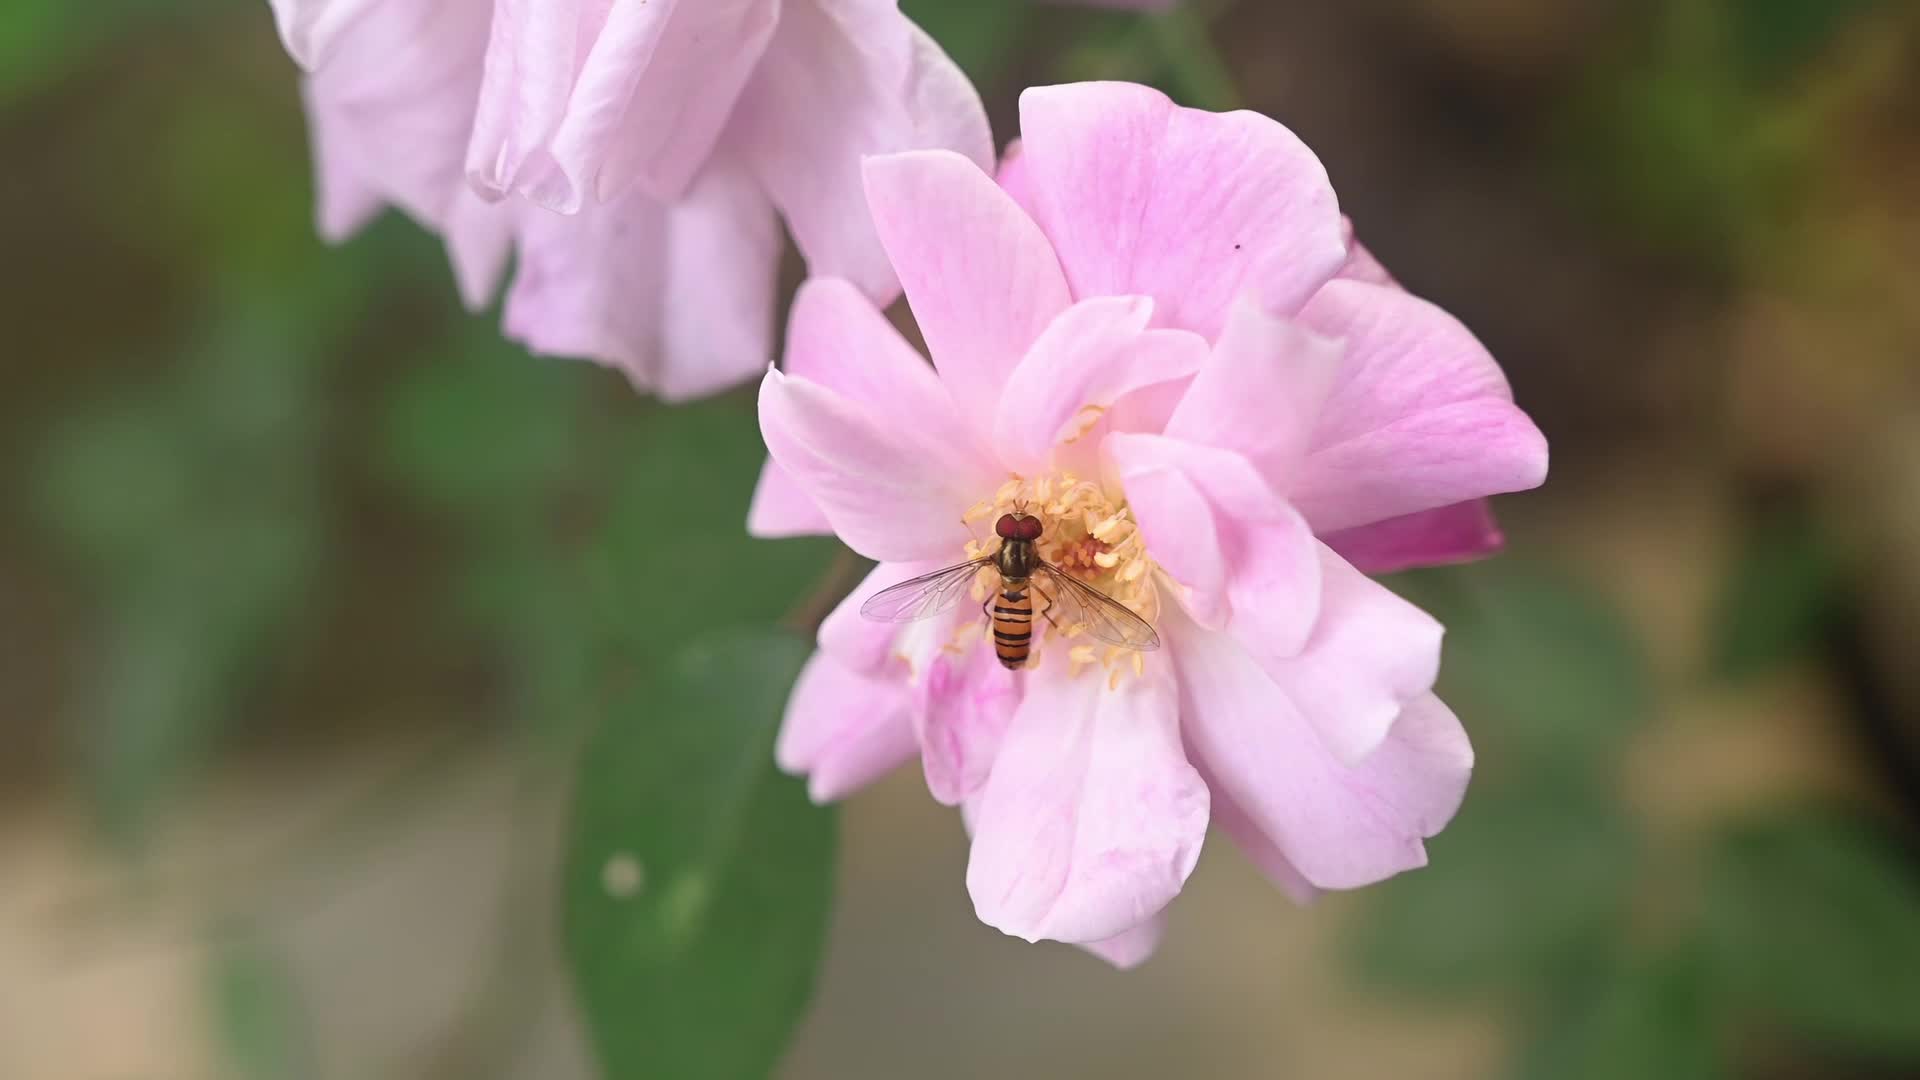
[967,469,1163,688]
[1091,514,1131,543]
[1061,405,1107,444]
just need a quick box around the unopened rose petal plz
[993,296,1208,475]
[467,0,778,210]
[442,187,515,310]
[1079,910,1169,970]
[502,188,665,380]
[778,651,919,803]
[1107,433,1321,655]
[300,0,490,230]
[502,158,778,398]
[302,81,384,242]
[1174,611,1471,890]
[652,156,782,401]
[1016,82,1346,337]
[737,1,993,300]
[1323,499,1505,575]
[1293,279,1549,533]
[967,649,1208,943]
[862,150,1073,428]
[269,0,382,70]
[759,371,979,563]
[1164,298,1344,483]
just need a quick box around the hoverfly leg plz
[1032,582,1064,631]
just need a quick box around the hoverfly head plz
[995,512,1044,542]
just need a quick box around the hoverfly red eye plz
[1013,516,1043,541]
[994,513,1020,539]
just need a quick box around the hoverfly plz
[861,510,1160,669]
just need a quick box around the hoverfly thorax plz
[992,512,1042,580]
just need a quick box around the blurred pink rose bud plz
[270,0,991,400]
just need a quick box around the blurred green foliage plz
[1359,560,1920,1078]
[1557,0,1885,274]
[206,921,314,1080]
[1707,507,1848,681]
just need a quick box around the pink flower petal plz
[758,369,985,563]
[915,642,1018,806]
[749,275,980,539]
[783,277,978,449]
[466,0,778,210]
[1322,499,1506,575]
[734,1,993,301]
[1107,433,1321,656]
[298,0,490,233]
[746,459,834,539]
[995,138,1035,213]
[1200,764,1320,905]
[778,651,919,803]
[993,296,1209,476]
[1293,279,1549,533]
[301,80,385,242]
[818,560,944,674]
[443,188,516,310]
[966,648,1209,943]
[1336,216,1399,287]
[861,150,1073,428]
[1015,82,1347,337]
[268,0,382,70]
[1079,910,1169,970]
[503,156,780,401]
[1172,607,1471,890]
[1258,548,1444,764]
[294,0,513,309]
[1163,297,1344,483]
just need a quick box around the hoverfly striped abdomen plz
[991,581,1036,669]
[857,508,1159,675]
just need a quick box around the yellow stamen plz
[960,469,1164,689]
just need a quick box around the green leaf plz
[594,397,837,653]
[1702,812,1920,1057]
[1350,786,1639,996]
[1514,945,1721,1080]
[565,630,836,1080]
[1706,510,1845,680]
[205,923,311,1080]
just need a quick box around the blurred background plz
[4,0,1920,1077]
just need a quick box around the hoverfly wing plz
[1032,563,1161,651]
[859,559,994,623]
